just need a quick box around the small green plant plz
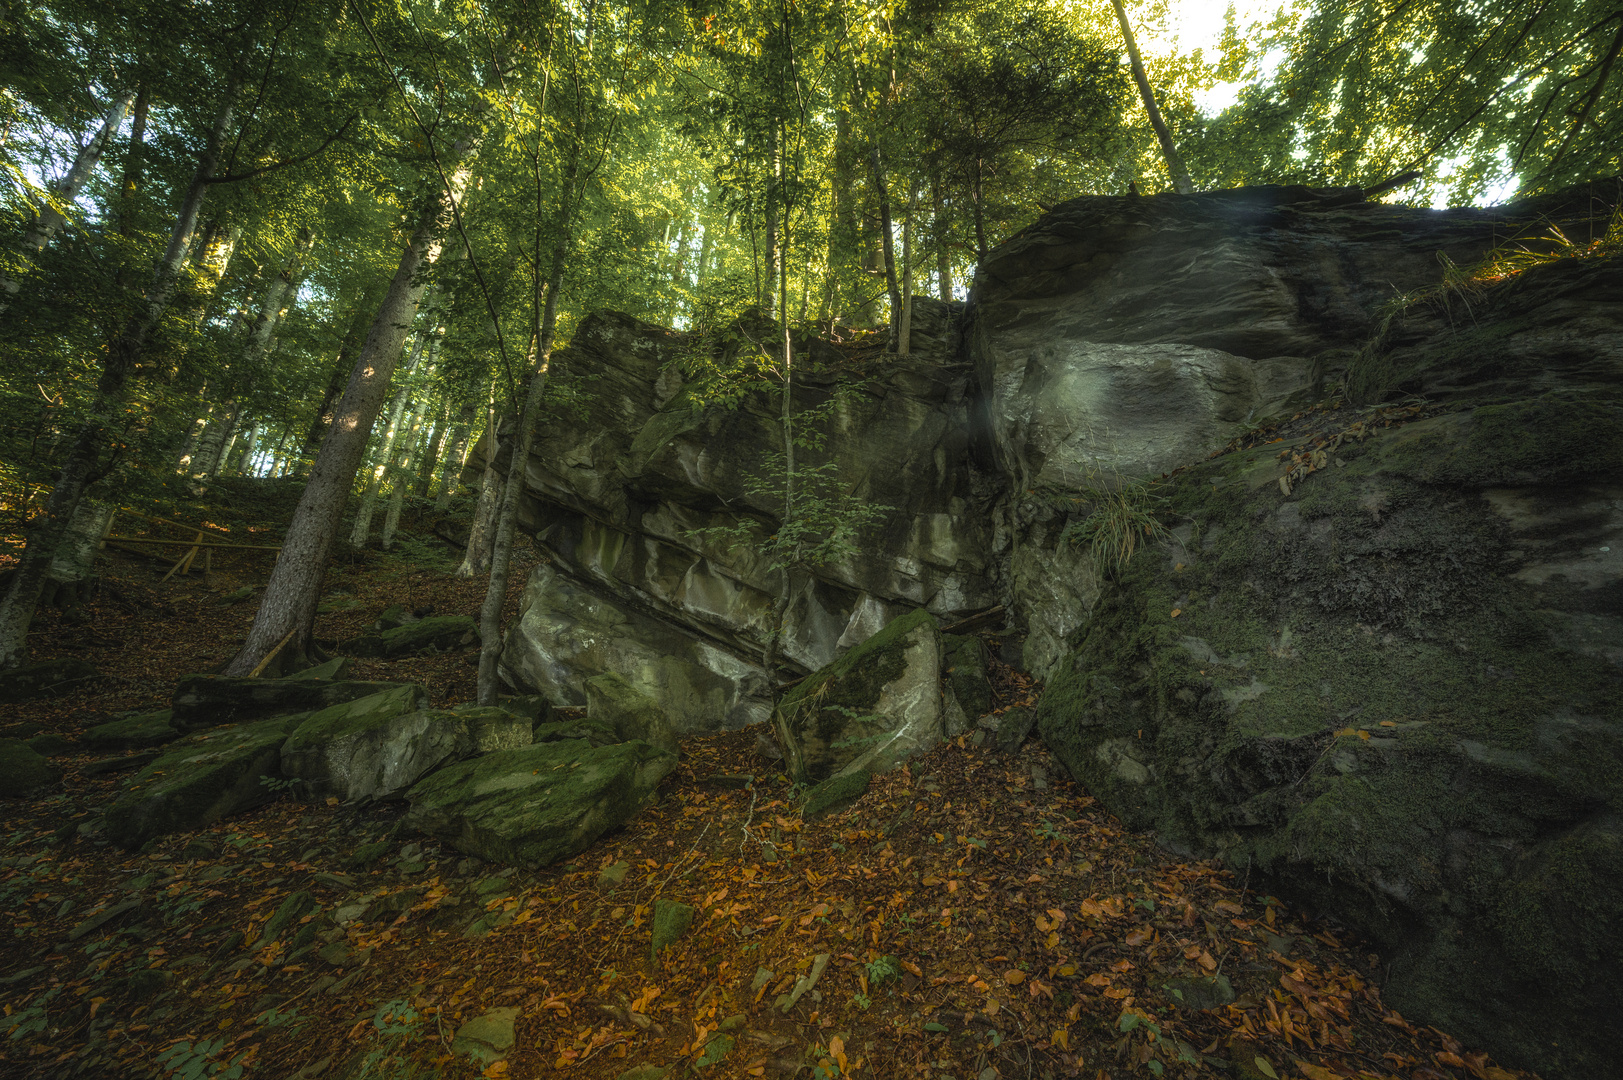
[258,774,300,798]
[1060,482,1170,577]
[864,954,902,985]
[155,1038,247,1080]
[849,991,872,1010]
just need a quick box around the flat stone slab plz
[83,710,182,751]
[406,740,677,868]
[451,1006,519,1064]
[105,714,306,848]
[171,675,420,732]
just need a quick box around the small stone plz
[1164,974,1235,1011]
[650,898,696,960]
[704,773,754,790]
[718,1013,747,1032]
[597,860,630,891]
[451,1006,520,1064]
[750,967,775,991]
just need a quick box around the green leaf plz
[924,1022,948,1033]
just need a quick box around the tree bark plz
[350,331,429,547]
[1110,0,1195,195]
[435,389,481,509]
[933,175,952,301]
[24,89,137,252]
[300,282,386,466]
[0,93,235,669]
[224,144,472,677]
[455,412,505,578]
[119,85,150,237]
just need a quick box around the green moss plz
[281,685,426,753]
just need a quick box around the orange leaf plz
[1170,609,1182,618]
[1297,1064,1337,1080]
[1003,970,1025,985]
[1125,928,1152,946]
[1052,1026,1070,1051]
[1436,1052,1467,1068]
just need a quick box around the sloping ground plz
[0,502,1539,1080]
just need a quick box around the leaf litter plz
[0,495,1540,1080]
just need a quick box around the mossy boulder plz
[346,615,477,658]
[532,718,617,746]
[277,685,467,802]
[105,714,308,848]
[83,710,182,751]
[586,672,677,752]
[404,740,677,868]
[1034,399,1623,1079]
[171,675,419,732]
[776,608,944,784]
[0,739,62,797]
[940,634,992,736]
[0,658,97,703]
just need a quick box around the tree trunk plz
[898,177,917,356]
[224,144,472,677]
[350,331,428,548]
[1109,0,1195,195]
[0,93,235,669]
[23,89,137,252]
[972,158,988,263]
[380,411,424,550]
[119,84,150,237]
[435,389,480,509]
[456,412,505,578]
[415,404,448,497]
[871,145,901,345]
[933,175,952,301]
[301,282,386,466]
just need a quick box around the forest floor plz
[0,480,1540,1080]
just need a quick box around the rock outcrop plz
[499,300,1000,729]
[1006,183,1621,1080]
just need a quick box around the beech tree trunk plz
[455,410,505,578]
[434,390,481,510]
[224,146,471,677]
[301,283,386,466]
[871,146,901,344]
[933,175,952,301]
[0,94,235,669]
[1110,0,1195,195]
[350,332,428,548]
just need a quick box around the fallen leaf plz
[1003,970,1025,985]
[1052,1026,1069,1050]
[1170,608,1182,618]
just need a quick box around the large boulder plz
[404,740,677,867]
[0,658,97,703]
[1035,396,1623,1079]
[0,739,61,797]
[170,675,420,732]
[585,672,677,752]
[776,608,945,784]
[499,303,1001,726]
[105,714,307,848]
[277,685,523,802]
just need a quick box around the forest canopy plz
[0,0,1618,675]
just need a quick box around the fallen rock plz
[776,608,944,784]
[802,769,870,819]
[405,740,677,867]
[452,1006,519,1065]
[0,658,98,703]
[650,898,696,960]
[279,685,484,802]
[346,615,477,658]
[26,733,75,757]
[0,739,62,798]
[282,657,351,681]
[985,706,1036,755]
[450,705,539,753]
[586,672,677,752]
[171,675,418,732]
[940,634,992,736]
[83,710,182,751]
[105,714,307,848]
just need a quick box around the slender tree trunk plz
[24,89,136,252]
[972,158,988,263]
[224,144,472,677]
[0,93,235,669]
[380,411,424,550]
[435,389,480,509]
[301,282,385,465]
[350,332,428,547]
[456,411,504,578]
[898,177,917,356]
[764,175,796,722]
[415,403,449,497]
[871,145,901,344]
[118,85,150,237]
[933,175,952,301]
[1110,0,1195,195]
